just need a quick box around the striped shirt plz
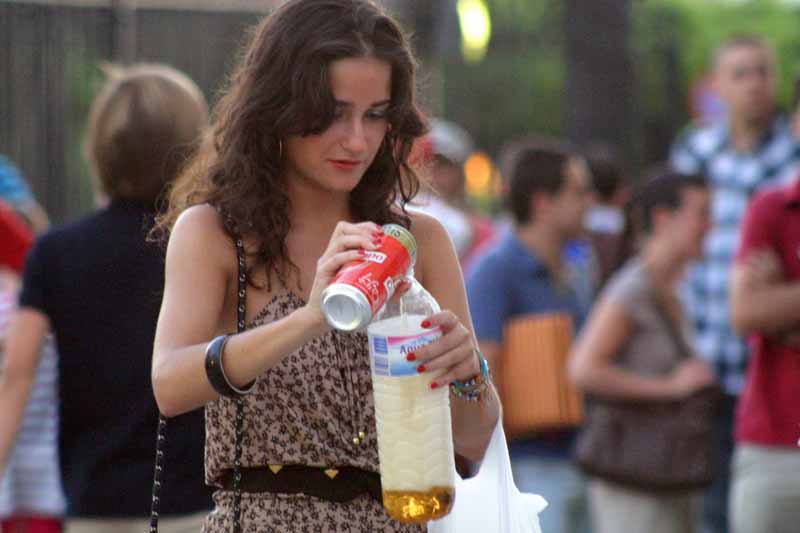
[0,288,66,518]
[670,116,800,395]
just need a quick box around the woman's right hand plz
[303,221,384,326]
[666,358,716,399]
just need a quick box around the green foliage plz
[639,0,800,111]
[483,0,556,31]
[441,0,564,156]
[65,48,107,215]
[441,0,800,164]
[441,46,565,157]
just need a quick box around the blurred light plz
[457,0,491,64]
[464,151,493,197]
[492,168,504,197]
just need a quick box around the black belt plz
[219,465,383,503]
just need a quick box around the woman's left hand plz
[411,311,480,390]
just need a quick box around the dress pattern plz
[203,289,425,532]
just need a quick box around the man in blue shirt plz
[670,34,800,533]
[467,141,592,533]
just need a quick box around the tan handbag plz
[495,312,584,439]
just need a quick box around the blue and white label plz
[368,327,443,377]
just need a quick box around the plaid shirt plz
[670,116,800,395]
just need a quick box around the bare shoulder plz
[168,204,235,274]
[407,210,452,251]
[172,204,228,245]
[406,210,459,285]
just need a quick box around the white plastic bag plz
[428,420,548,533]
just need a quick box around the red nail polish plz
[417,364,426,373]
[430,382,439,390]
[421,320,431,328]
[406,353,416,361]
[358,249,366,255]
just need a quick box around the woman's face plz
[660,187,711,260]
[283,55,391,196]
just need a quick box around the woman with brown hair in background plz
[569,171,717,533]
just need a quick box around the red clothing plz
[0,200,33,274]
[461,214,498,273]
[734,179,800,447]
[0,517,62,533]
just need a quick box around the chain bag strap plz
[232,236,247,533]
[148,233,248,533]
[149,415,167,532]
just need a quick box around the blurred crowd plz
[1,27,799,533]
[463,34,800,533]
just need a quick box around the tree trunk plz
[381,0,456,114]
[564,0,634,157]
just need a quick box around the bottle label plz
[368,327,442,377]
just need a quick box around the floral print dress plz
[202,289,426,533]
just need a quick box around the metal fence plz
[0,1,263,222]
[0,0,449,223]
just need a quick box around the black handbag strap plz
[149,416,167,532]
[149,232,248,533]
[231,236,247,533]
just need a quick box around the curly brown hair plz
[155,0,428,288]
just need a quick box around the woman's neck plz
[640,239,687,293]
[281,184,352,296]
[287,181,352,235]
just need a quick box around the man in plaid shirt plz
[671,35,800,533]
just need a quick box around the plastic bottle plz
[367,275,456,523]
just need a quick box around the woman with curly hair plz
[150,1,499,531]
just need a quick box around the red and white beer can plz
[321,223,417,331]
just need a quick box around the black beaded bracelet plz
[204,335,256,397]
